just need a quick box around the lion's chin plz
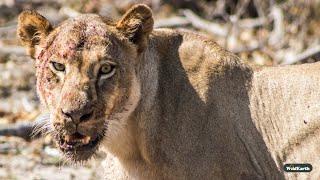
[56,132,103,162]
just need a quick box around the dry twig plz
[183,9,228,37]
[154,16,190,28]
[268,5,285,47]
[0,45,25,55]
[281,45,320,65]
[0,25,16,33]
[238,17,267,28]
[0,122,35,141]
[0,114,49,141]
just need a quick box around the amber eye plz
[51,62,65,72]
[99,64,116,79]
[100,64,114,74]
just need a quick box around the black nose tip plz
[79,111,93,122]
[61,108,94,123]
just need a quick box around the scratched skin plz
[19,11,137,162]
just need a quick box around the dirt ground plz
[0,137,105,180]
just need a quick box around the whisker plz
[31,113,51,139]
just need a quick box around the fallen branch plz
[234,0,251,18]
[231,43,263,54]
[182,9,268,37]
[183,9,228,37]
[59,7,81,18]
[238,17,267,29]
[268,5,284,47]
[154,16,190,28]
[281,45,320,65]
[253,0,267,18]
[0,25,16,33]
[0,45,26,55]
[0,122,35,141]
[0,114,50,141]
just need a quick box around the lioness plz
[17,4,320,180]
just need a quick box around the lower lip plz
[59,137,100,152]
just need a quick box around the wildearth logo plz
[284,164,312,172]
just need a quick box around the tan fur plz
[17,10,53,58]
[17,4,320,180]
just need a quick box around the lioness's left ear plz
[116,4,154,53]
[17,10,53,58]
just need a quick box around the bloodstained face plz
[17,5,153,162]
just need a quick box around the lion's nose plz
[61,107,94,124]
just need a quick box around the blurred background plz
[0,0,319,179]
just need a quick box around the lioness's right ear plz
[17,10,53,58]
[116,4,153,53]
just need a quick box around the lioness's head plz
[17,4,153,161]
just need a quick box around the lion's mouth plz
[58,132,101,153]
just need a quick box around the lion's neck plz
[101,45,161,179]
